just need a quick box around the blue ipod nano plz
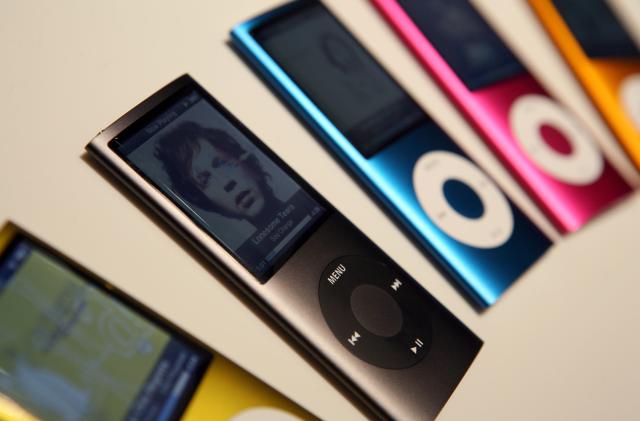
[231,0,551,307]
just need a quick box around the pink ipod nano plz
[372,0,632,234]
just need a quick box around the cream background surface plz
[1,0,640,419]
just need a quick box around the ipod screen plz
[110,88,326,281]
[254,1,426,158]
[552,0,640,58]
[397,0,525,90]
[0,236,210,420]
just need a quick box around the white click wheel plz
[230,408,302,421]
[413,151,514,249]
[619,74,640,130]
[509,94,604,185]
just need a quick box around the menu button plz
[327,263,346,285]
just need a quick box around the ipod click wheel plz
[320,255,432,369]
[506,92,631,233]
[414,151,514,249]
[510,95,604,185]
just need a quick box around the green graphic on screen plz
[0,249,170,421]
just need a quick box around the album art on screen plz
[114,90,325,280]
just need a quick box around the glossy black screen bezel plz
[0,226,212,420]
[396,0,527,90]
[251,0,428,158]
[552,0,640,59]
[106,75,331,282]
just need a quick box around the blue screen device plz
[231,0,551,308]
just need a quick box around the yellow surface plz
[0,223,17,253]
[528,0,640,169]
[0,394,39,421]
[182,354,315,421]
[0,225,39,421]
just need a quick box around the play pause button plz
[410,338,424,354]
[348,331,361,346]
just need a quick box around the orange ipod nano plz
[528,0,640,169]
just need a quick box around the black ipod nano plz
[86,74,482,420]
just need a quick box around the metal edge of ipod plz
[528,0,640,170]
[230,0,552,308]
[85,74,483,420]
[371,0,633,234]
